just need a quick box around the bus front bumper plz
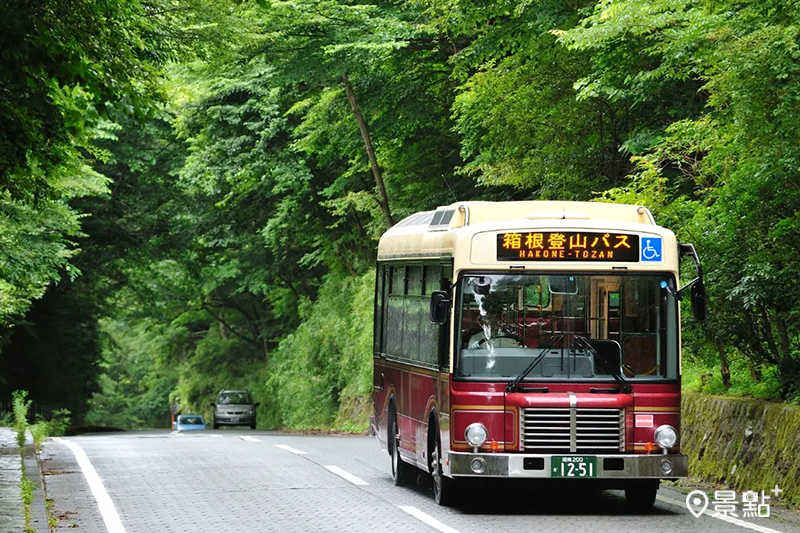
[447,451,687,479]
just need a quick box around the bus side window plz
[405,266,424,362]
[374,265,386,355]
[386,267,405,358]
[420,266,440,366]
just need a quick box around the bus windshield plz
[456,273,678,382]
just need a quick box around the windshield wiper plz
[505,334,563,393]
[573,335,632,394]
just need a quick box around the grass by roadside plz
[682,356,798,404]
[20,473,34,532]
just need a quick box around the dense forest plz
[1,0,799,429]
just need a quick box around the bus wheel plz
[431,435,457,506]
[625,480,659,512]
[390,415,412,486]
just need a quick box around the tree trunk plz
[218,310,228,340]
[775,315,792,363]
[716,337,731,389]
[342,72,394,229]
[757,305,782,364]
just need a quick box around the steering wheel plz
[622,363,660,377]
[476,333,524,348]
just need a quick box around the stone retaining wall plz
[682,393,800,505]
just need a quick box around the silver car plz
[211,390,259,429]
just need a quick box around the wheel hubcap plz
[432,447,442,497]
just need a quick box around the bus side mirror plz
[690,280,707,322]
[430,290,451,325]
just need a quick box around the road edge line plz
[398,505,460,533]
[272,444,307,455]
[323,465,369,486]
[53,438,127,533]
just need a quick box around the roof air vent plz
[428,209,455,231]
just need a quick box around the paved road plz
[38,430,800,533]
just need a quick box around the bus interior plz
[457,274,678,382]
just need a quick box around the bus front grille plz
[521,408,624,453]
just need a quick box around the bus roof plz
[377,201,678,271]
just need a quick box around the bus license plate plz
[551,456,597,478]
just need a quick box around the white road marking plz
[657,495,785,533]
[399,506,460,533]
[53,438,127,533]
[239,436,260,442]
[323,465,369,486]
[273,444,307,455]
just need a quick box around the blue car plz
[174,414,207,431]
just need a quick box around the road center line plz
[656,495,785,533]
[398,506,460,533]
[323,465,369,486]
[53,438,127,533]
[239,436,260,442]
[273,444,307,455]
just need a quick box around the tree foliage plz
[559,0,800,396]
[4,0,800,426]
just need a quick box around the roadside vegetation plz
[4,390,70,532]
[0,0,799,431]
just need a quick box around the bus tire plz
[625,480,659,512]
[390,415,412,486]
[431,432,457,506]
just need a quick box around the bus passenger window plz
[405,267,423,361]
[423,266,440,295]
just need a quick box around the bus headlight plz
[654,425,678,450]
[465,423,488,449]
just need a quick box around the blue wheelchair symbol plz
[641,237,662,262]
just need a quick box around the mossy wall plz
[682,393,800,505]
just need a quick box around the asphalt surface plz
[4,429,799,533]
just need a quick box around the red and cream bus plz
[371,201,706,508]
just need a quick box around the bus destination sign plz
[497,231,640,262]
